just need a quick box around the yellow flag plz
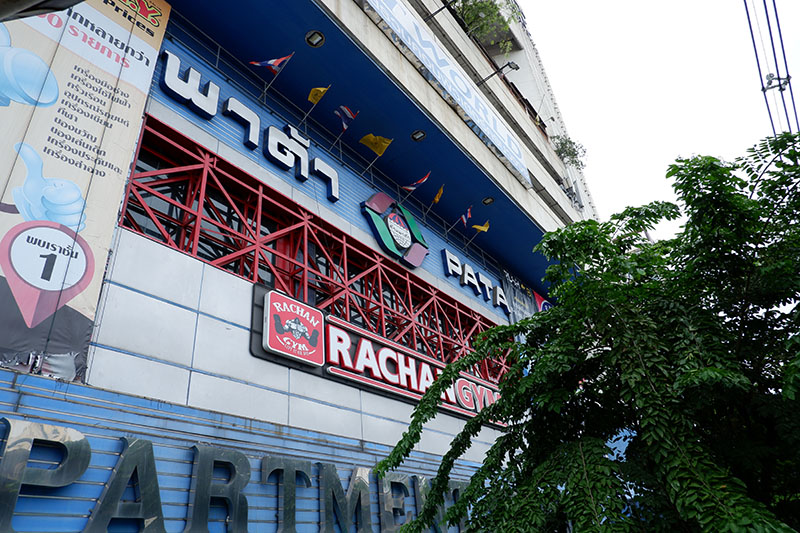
[308,85,329,104]
[472,220,489,233]
[359,134,393,156]
[433,184,444,204]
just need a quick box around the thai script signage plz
[443,248,511,315]
[0,416,468,532]
[0,0,169,380]
[160,51,341,202]
[257,290,500,420]
[363,0,531,184]
[502,269,551,324]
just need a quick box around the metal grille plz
[121,115,509,384]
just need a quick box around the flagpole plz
[261,68,283,100]
[424,193,440,216]
[399,188,414,204]
[300,85,330,127]
[329,129,345,151]
[300,100,321,127]
[260,52,294,101]
[464,230,481,247]
[445,218,462,234]
[424,200,438,217]
[423,184,444,217]
[358,154,381,180]
[329,108,359,150]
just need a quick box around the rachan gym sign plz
[258,290,500,420]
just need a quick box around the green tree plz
[453,0,520,53]
[552,134,587,170]
[377,134,800,532]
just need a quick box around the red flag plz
[459,205,472,226]
[401,171,431,192]
[250,52,294,75]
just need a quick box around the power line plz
[761,0,792,132]
[744,0,777,136]
[752,0,784,132]
[771,0,800,131]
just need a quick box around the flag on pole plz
[301,85,331,126]
[401,171,431,192]
[334,105,358,131]
[250,52,294,74]
[471,220,489,233]
[432,184,444,204]
[465,218,489,247]
[359,134,393,156]
[308,85,330,104]
[424,184,444,217]
[459,205,472,226]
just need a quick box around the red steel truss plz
[121,116,509,384]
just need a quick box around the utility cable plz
[761,0,792,132]
[744,0,777,136]
[751,0,784,132]
[771,0,800,131]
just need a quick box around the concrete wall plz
[88,229,501,464]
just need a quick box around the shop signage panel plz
[159,51,513,324]
[0,0,170,380]
[362,191,429,268]
[255,289,501,421]
[262,290,325,366]
[502,269,552,323]
[363,0,531,184]
[160,51,341,202]
[326,315,500,419]
[442,248,511,315]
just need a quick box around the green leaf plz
[380,132,800,533]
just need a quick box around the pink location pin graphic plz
[0,220,94,328]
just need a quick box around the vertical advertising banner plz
[503,270,550,325]
[0,0,170,380]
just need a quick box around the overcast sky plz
[517,0,799,237]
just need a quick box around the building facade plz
[0,0,593,530]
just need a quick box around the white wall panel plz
[94,284,196,366]
[289,395,362,440]
[109,228,204,309]
[416,428,457,457]
[198,265,253,327]
[479,426,501,443]
[361,413,412,448]
[188,371,289,425]
[462,438,493,464]
[425,409,468,435]
[87,346,190,404]
[361,390,414,422]
[289,368,361,411]
[193,315,288,392]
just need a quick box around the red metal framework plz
[120,115,509,384]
